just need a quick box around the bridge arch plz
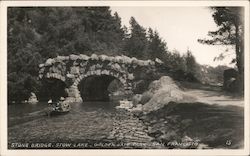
[39,54,161,103]
[72,70,131,89]
[69,69,132,102]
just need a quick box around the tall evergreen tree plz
[147,28,167,60]
[184,49,197,75]
[123,17,148,59]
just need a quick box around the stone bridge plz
[39,54,163,102]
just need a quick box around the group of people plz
[48,97,65,111]
[47,97,70,116]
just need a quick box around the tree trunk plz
[235,23,244,94]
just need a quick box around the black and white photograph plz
[0,1,249,155]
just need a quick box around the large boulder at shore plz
[142,76,196,113]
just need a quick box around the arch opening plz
[40,78,67,101]
[78,75,125,102]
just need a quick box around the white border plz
[0,1,249,156]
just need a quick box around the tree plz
[7,7,126,102]
[198,7,244,92]
[123,17,148,59]
[184,49,197,75]
[147,28,167,60]
[165,50,186,71]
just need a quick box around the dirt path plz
[184,89,244,107]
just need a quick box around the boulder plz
[142,76,196,113]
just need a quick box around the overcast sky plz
[111,7,235,67]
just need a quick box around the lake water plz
[8,101,157,149]
[8,101,119,127]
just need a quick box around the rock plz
[28,92,38,104]
[137,60,145,66]
[121,55,132,64]
[142,76,196,113]
[66,73,74,78]
[89,65,96,71]
[127,73,134,80]
[112,63,121,71]
[90,54,98,60]
[79,54,89,60]
[149,60,155,66]
[70,66,79,75]
[69,54,79,60]
[101,70,109,75]
[44,58,55,66]
[39,64,44,68]
[116,100,133,110]
[114,56,123,63]
[132,94,142,105]
[133,80,150,94]
[55,56,67,61]
[130,104,143,115]
[99,54,107,61]
[223,68,238,92]
[140,91,153,104]
[155,58,163,64]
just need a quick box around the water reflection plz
[8,100,119,127]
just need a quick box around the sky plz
[111,7,235,67]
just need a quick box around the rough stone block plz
[96,70,101,75]
[69,54,79,60]
[39,64,44,68]
[45,58,55,66]
[80,54,89,60]
[91,54,98,60]
[128,73,134,80]
[61,77,66,81]
[70,66,80,74]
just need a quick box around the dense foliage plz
[8,7,220,102]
